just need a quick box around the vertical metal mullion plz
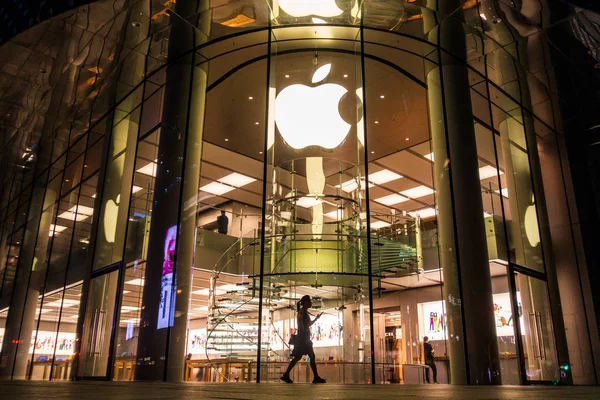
[256,20,273,384]
[358,8,376,384]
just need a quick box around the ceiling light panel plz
[296,197,322,208]
[218,173,256,187]
[137,160,157,177]
[371,221,391,229]
[408,208,437,219]
[199,182,235,196]
[368,169,402,185]
[374,194,409,206]
[479,165,504,180]
[49,224,68,237]
[400,186,435,199]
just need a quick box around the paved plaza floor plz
[0,381,599,400]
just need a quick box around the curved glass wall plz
[0,0,596,386]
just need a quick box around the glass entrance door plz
[513,272,560,382]
[78,270,120,378]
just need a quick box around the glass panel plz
[514,272,559,382]
[93,92,142,270]
[494,114,545,273]
[79,270,119,378]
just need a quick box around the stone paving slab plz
[0,381,599,400]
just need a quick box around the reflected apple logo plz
[275,64,350,149]
[524,194,540,247]
[279,0,344,18]
[104,194,120,243]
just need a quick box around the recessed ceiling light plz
[371,221,391,229]
[343,74,348,78]
[400,185,435,199]
[479,165,504,180]
[255,122,259,125]
[225,138,229,141]
[199,182,235,196]
[374,121,379,124]
[259,151,263,154]
[137,160,158,177]
[248,96,253,100]
[285,74,290,78]
[58,205,94,221]
[408,207,437,219]
[125,278,145,286]
[49,224,68,237]
[405,138,409,141]
[374,194,409,206]
[368,169,402,185]
[371,151,375,154]
[296,197,322,208]
[219,173,256,187]
[380,95,385,99]
[324,209,344,220]
[131,21,141,28]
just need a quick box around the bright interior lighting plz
[49,224,68,237]
[480,13,487,20]
[195,306,209,311]
[368,169,402,185]
[121,306,140,312]
[312,17,326,24]
[125,278,145,286]
[218,284,242,292]
[296,196,322,208]
[200,173,256,196]
[132,185,143,194]
[335,178,373,192]
[275,65,350,150]
[374,194,409,206]
[479,165,504,180]
[424,153,434,161]
[400,186,435,199]
[218,173,256,187]
[44,299,80,308]
[409,208,437,219]
[58,205,94,221]
[371,221,391,229]
[192,288,227,296]
[199,182,235,196]
[496,188,509,197]
[312,64,331,83]
[484,211,493,218]
[137,160,157,177]
[324,209,344,220]
[278,0,344,17]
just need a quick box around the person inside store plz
[280,295,326,384]
[217,210,228,234]
[423,336,438,384]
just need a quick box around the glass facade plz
[0,0,598,386]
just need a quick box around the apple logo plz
[278,0,344,18]
[104,194,120,243]
[275,63,351,149]
[523,194,540,247]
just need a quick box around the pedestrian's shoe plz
[312,376,326,384]
[280,375,293,384]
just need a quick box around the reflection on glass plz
[514,272,559,382]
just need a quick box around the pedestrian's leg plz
[308,348,319,377]
[425,364,431,383]
[431,361,438,383]
[283,355,301,377]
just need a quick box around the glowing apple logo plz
[104,194,120,243]
[524,194,540,247]
[279,0,344,18]
[275,64,350,149]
